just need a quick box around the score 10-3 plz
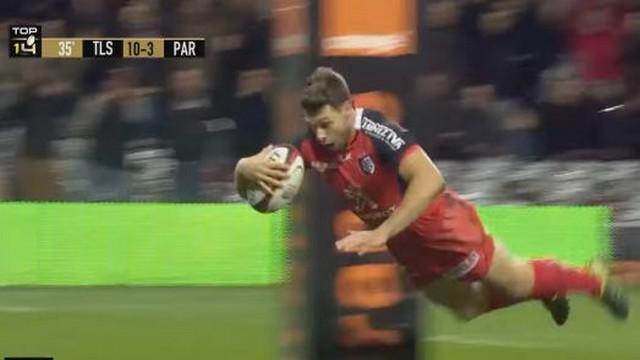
[123,39,162,58]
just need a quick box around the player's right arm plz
[234,145,290,198]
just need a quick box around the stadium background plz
[0,0,639,359]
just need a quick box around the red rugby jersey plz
[296,108,443,234]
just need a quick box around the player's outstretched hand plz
[236,145,290,194]
[336,229,389,256]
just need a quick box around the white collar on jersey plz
[354,107,364,130]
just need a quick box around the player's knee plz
[486,248,535,299]
[502,281,530,299]
[495,263,534,299]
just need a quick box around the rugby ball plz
[246,144,305,213]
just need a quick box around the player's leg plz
[389,191,571,325]
[470,242,570,325]
[434,192,572,324]
[481,240,629,320]
[422,278,489,321]
[422,278,569,325]
[422,275,569,324]
[432,191,625,321]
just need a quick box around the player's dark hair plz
[301,67,351,115]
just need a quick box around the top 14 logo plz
[9,25,41,57]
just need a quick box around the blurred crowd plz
[0,0,272,202]
[0,0,638,203]
[409,0,640,161]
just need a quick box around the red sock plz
[562,265,602,297]
[530,259,601,299]
[486,259,601,313]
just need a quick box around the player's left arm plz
[376,146,444,239]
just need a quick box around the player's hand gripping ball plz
[246,144,305,213]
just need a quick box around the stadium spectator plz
[165,66,232,201]
[458,84,503,158]
[3,62,75,200]
[405,74,464,159]
[621,10,640,155]
[89,66,162,201]
[418,0,467,89]
[538,64,601,158]
[568,0,627,104]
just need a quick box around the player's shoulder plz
[360,108,386,123]
[358,108,409,134]
[357,108,411,152]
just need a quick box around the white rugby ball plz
[246,144,305,213]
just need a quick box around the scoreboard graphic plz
[9,25,205,59]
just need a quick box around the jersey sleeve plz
[362,111,420,168]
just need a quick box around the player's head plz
[301,67,355,152]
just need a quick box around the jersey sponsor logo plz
[358,155,375,175]
[361,117,406,151]
[443,251,480,280]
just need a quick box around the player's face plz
[305,103,354,152]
